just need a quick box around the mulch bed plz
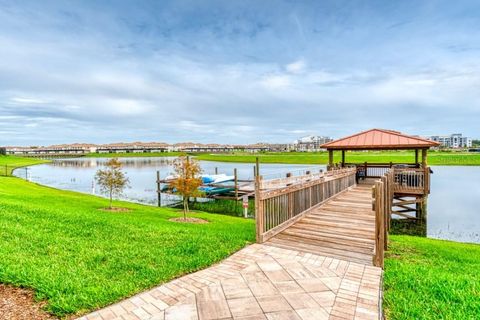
[0,284,57,320]
[169,217,209,224]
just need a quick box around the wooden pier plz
[255,129,439,268]
[266,181,376,265]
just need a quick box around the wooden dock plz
[265,181,376,265]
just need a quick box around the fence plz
[0,165,19,177]
[372,169,394,268]
[255,167,356,243]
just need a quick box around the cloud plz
[286,59,306,74]
[0,0,479,146]
[261,74,291,89]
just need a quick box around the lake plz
[14,157,480,244]
[13,157,323,205]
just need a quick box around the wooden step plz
[292,222,375,240]
[299,217,375,233]
[282,228,374,250]
[266,237,372,265]
[303,214,374,228]
[275,232,374,255]
[313,209,375,220]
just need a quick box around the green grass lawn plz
[195,151,480,165]
[0,176,254,317]
[384,235,480,319]
[0,155,49,175]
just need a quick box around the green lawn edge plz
[0,174,255,317]
[384,235,480,319]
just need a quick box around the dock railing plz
[372,169,394,268]
[346,162,431,195]
[393,167,430,195]
[255,167,356,243]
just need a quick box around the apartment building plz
[293,135,333,152]
[429,134,472,148]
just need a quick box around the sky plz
[1,0,479,146]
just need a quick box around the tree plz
[169,156,203,220]
[95,158,129,209]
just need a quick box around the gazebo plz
[321,128,439,170]
[321,129,440,221]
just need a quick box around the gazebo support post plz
[421,149,427,167]
[328,150,334,168]
[415,149,419,165]
[341,150,345,167]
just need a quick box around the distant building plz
[429,134,472,149]
[293,135,333,152]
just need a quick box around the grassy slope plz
[0,177,254,317]
[0,155,49,175]
[195,151,480,165]
[384,235,480,319]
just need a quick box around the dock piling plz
[157,170,161,207]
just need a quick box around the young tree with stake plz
[169,156,203,220]
[95,158,129,209]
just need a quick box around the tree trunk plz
[183,197,187,221]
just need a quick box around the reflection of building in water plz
[50,157,176,169]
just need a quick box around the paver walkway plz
[78,244,382,320]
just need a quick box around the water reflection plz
[14,157,322,207]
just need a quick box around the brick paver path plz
[78,244,382,320]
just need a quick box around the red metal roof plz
[321,129,440,150]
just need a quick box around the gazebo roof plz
[321,129,440,150]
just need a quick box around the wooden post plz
[424,166,429,195]
[234,168,238,199]
[255,174,263,243]
[156,170,161,207]
[341,150,345,167]
[421,149,427,167]
[255,157,264,242]
[373,181,385,268]
[364,161,368,178]
[382,176,388,251]
[215,167,218,175]
[328,150,333,168]
[415,149,419,165]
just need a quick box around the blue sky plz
[1,0,479,145]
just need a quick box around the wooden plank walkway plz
[265,182,376,266]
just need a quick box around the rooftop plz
[321,128,440,150]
